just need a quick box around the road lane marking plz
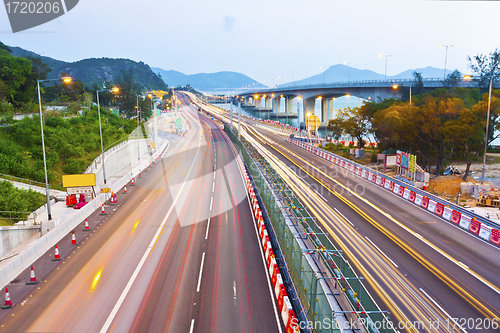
[365,237,399,268]
[420,288,468,333]
[205,218,211,240]
[333,208,354,226]
[230,149,283,333]
[189,319,195,333]
[313,188,328,202]
[99,129,201,333]
[213,172,216,180]
[212,182,215,192]
[196,252,206,292]
[210,196,213,211]
[458,261,469,269]
[213,163,216,170]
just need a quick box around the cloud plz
[222,15,236,33]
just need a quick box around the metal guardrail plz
[226,126,396,333]
[293,140,500,233]
[0,173,49,189]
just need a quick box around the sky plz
[1,0,499,84]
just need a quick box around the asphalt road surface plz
[0,104,283,333]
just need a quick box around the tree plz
[467,49,500,90]
[412,71,424,96]
[0,49,33,106]
[115,69,142,118]
[338,107,371,148]
[326,117,344,148]
[440,106,484,180]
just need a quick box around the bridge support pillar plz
[272,97,281,114]
[285,97,293,114]
[304,97,316,117]
[321,98,329,123]
[265,97,271,109]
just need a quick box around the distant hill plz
[152,67,265,91]
[10,46,167,90]
[285,64,454,86]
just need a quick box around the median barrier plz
[435,203,444,217]
[403,188,411,200]
[421,196,429,209]
[478,224,492,241]
[427,200,437,214]
[398,186,405,197]
[459,215,472,229]
[469,219,481,235]
[287,138,500,247]
[442,207,453,221]
[450,210,461,224]
[490,229,500,246]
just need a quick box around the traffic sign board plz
[101,187,111,193]
[67,186,92,195]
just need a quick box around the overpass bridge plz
[236,77,481,125]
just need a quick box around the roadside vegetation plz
[327,49,500,180]
[0,181,45,226]
[0,40,171,218]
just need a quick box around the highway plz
[192,95,500,333]
[0,102,282,332]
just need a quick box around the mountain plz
[284,64,454,87]
[152,67,265,91]
[10,46,167,90]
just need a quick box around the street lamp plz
[136,95,142,161]
[440,44,455,80]
[344,62,354,82]
[97,87,119,184]
[37,76,72,221]
[393,84,412,106]
[380,55,392,80]
[481,75,494,185]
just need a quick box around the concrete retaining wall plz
[0,226,40,259]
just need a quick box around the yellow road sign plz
[62,174,96,188]
[101,187,111,193]
[306,115,321,131]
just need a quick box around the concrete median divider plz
[288,138,500,248]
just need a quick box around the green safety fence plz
[225,125,396,333]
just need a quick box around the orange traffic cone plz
[83,219,90,231]
[26,266,38,285]
[131,178,135,186]
[123,186,127,194]
[100,204,106,215]
[149,163,152,168]
[1,288,13,309]
[138,171,141,178]
[52,245,61,261]
[71,231,77,245]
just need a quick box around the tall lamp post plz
[37,76,72,221]
[481,75,494,185]
[344,62,354,82]
[392,84,412,106]
[380,55,392,80]
[97,87,119,184]
[440,44,455,80]
[136,95,142,161]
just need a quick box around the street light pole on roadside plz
[37,76,72,221]
[440,44,455,80]
[381,55,392,80]
[136,95,141,161]
[481,75,494,185]
[97,87,119,184]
